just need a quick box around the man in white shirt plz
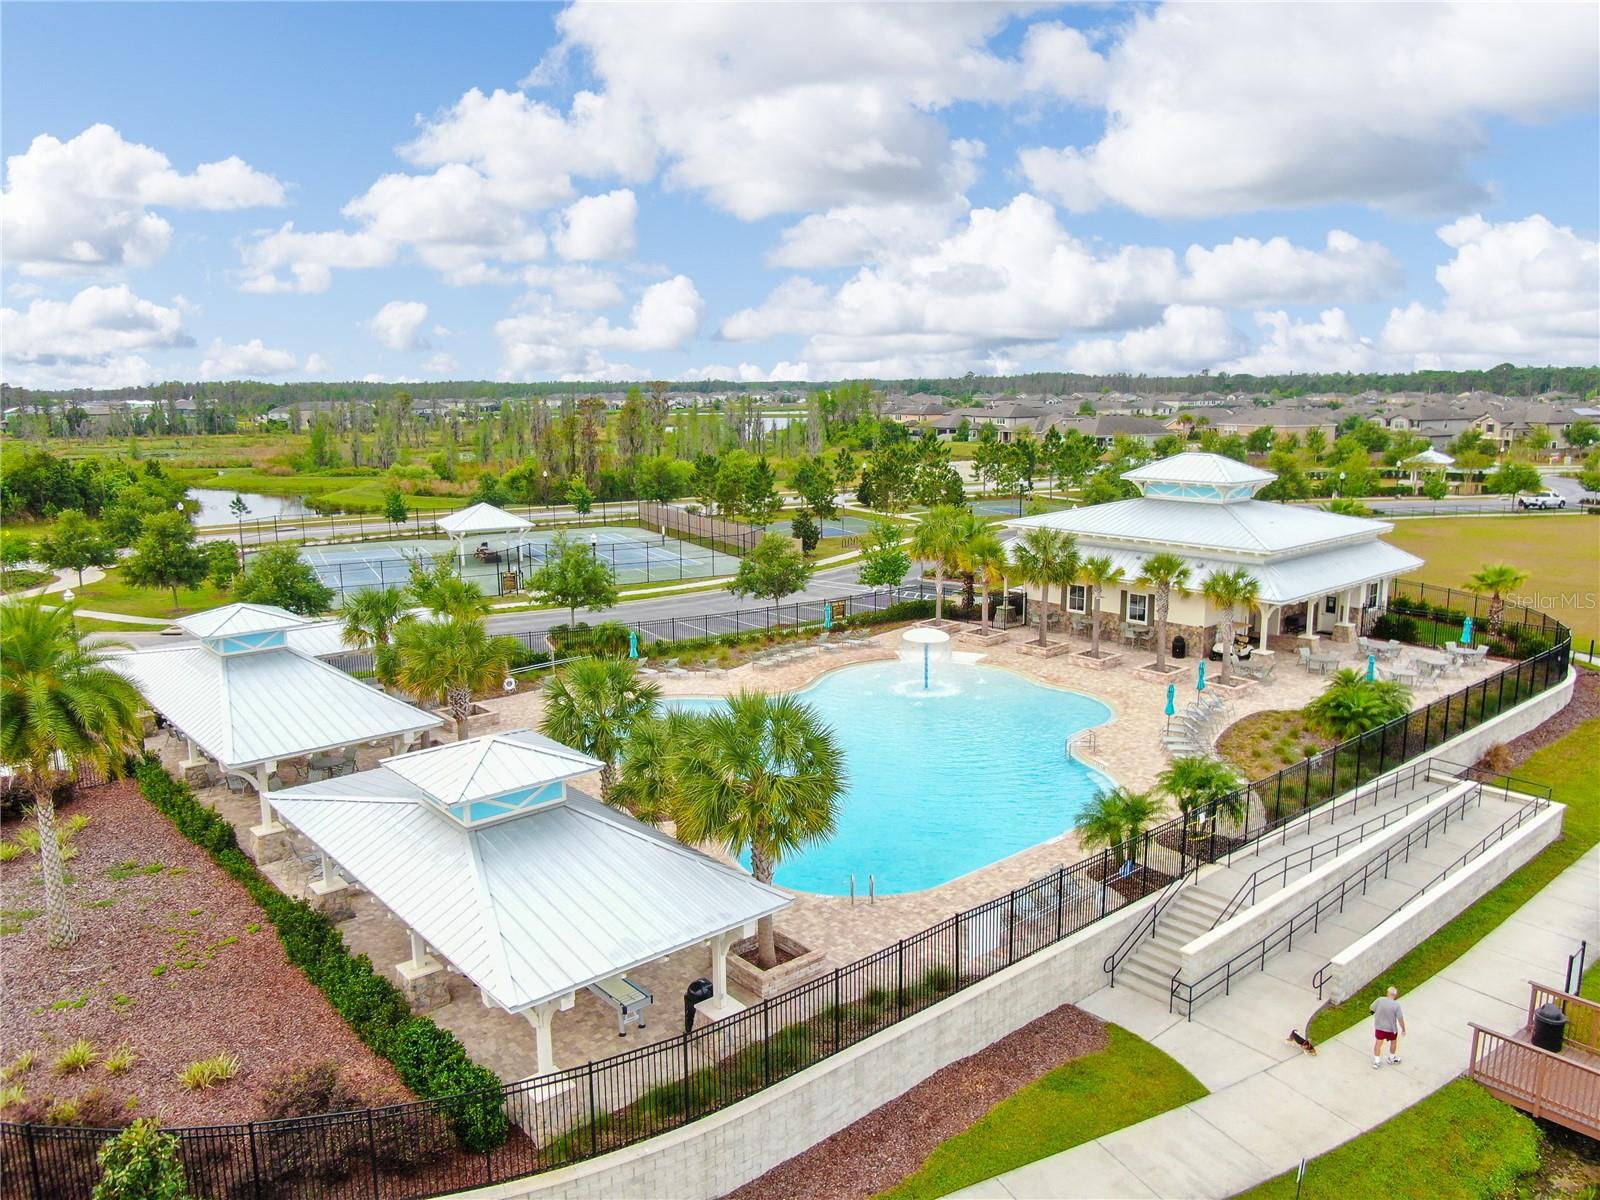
[1370,986,1407,1067]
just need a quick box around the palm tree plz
[0,600,147,948]
[1200,566,1261,684]
[1307,669,1413,739]
[539,658,662,802]
[610,709,700,823]
[1074,786,1161,865]
[339,587,407,686]
[958,528,1006,631]
[1137,552,1192,672]
[1157,756,1244,832]
[1009,526,1080,647]
[907,504,968,621]
[392,616,513,740]
[945,509,992,614]
[1079,554,1125,658]
[406,555,489,620]
[671,691,844,968]
[1464,563,1529,632]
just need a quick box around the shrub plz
[177,1054,240,1091]
[0,1084,24,1109]
[52,1039,99,1075]
[1370,613,1419,643]
[0,840,20,862]
[260,1060,364,1120]
[91,1118,191,1200]
[1,1051,35,1081]
[1475,744,1515,775]
[102,1045,137,1076]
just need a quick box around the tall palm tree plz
[907,504,968,621]
[0,600,147,948]
[406,555,490,620]
[1157,756,1244,831]
[1200,566,1261,684]
[539,658,662,802]
[957,528,1006,631]
[1074,786,1161,865]
[671,691,844,969]
[1009,526,1080,646]
[1137,552,1193,671]
[610,709,700,823]
[1463,563,1529,632]
[339,587,407,686]
[945,509,992,613]
[392,616,513,740]
[1079,554,1125,658]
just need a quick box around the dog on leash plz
[1287,1029,1318,1055]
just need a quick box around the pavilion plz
[1007,452,1425,656]
[268,729,790,1077]
[1401,447,1457,492]
[436,502,533,569]
[111,603,442,861]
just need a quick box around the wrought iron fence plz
[1,583,1574,1200]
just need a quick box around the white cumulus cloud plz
[2,284,191,387]
[197,337,300,379]
[553,189,638,261]
[366,300,430,351]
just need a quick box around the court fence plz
[1,584,1573,1200]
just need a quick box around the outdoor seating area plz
[1161,693,1237,760]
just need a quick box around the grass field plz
[1307,710,1600,1044]
[1385,515,1600,641]
[877,1025,1208,1200]
[1233,1078,1542,1200]
[66,567,234,619]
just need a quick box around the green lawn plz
[1233,1078,1542,1200]
[65,567,235,619]
[1384,516,1600,642]
[1308,712,1600,1043]
[876,1025,1208,1200]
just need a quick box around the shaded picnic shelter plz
[435,502,532,570]
[111,603,442,862]
[268,729,790,1078]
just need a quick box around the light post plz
[62,588,76,635]
[541,469,550,507]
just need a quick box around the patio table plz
[1308,652,1343,673]
[1382,664,1420,685]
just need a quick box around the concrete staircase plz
[1111,887,1230,1001]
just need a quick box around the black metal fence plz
[1,584,1574,1200]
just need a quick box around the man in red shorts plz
[1370,985,1407,1067]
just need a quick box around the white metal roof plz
[435,503,533,536]
[176,602,310,639]
[1403,448,1456,466]
[382,730,603,807]
[112,644,441,768]
[270,770,790,1011]
[1052,540,1424,607]
[1006,497,1393,555]
[1122,452,1275,487]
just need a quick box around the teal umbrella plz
[823,602,833,630]
[1165,683,1176,716]
[1460,616,1473,645]
[1197,662,1207,692]
[1367,653,1376,681]
[628,630,639,659]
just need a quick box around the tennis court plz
[969,495,1075,517]
[263,526,741,599]
[760,511,879,540]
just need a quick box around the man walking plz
[1371,986,1407,1067]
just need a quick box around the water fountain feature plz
[897,626,958,697]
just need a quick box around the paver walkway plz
[952,841,1600,1199]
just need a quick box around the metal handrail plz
[1170,781,1487,1018]
[1209,771,1463,928]
[1310,789,1551,996]
[1103,860,1198,985]
[1066,729,1097,760]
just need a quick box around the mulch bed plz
[0,780,402,1127]
[1086,858,1177,901]
[1154,826,1247,858]
[1499,666,1599,768]
[725,1005,1107,1200]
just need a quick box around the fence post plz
[366,1109,380,1200]
[23,1125,44,1200]
[246,1122,263,1200]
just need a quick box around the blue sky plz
[3,1,1597,388]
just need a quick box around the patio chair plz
[1298,647,1314,672]
[224,773,249,795]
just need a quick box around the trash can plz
[1532,1002,1569,1053]
[1171,634,1187,660]
[684,978,714,1034]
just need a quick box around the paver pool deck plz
[948,841,1600,1199]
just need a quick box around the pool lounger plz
[588,975,653,1037]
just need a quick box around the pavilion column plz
[1258,605,1276,650]
[306,846,354,920]
[697,926,750,1022]
[396,928,450,1012]
[521,994,574,1079]
[244,760,292,866]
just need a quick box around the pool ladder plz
[848,874,876,905]
[1066,729,1097,762]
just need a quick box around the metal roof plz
[1403,448,1456,465]
[176,602,310,639]
[270,767,790,1011]
[1049,540,1424,607]
[1122,452,1275,487]
[112,644,441,768]
[1006,497,1392,555]
[382,730,603,807]
[435,503,533,535]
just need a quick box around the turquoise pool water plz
[670,660,1113,896]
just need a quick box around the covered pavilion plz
[111,603,442,861]
[268,729,790,1078]
[435,502,533,569]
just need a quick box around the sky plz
[3,1,1599,390]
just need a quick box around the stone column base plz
[1074,650,1123,670]
[245,823,292,865]
[695,994,747,1024]
[1332,622,1358,644]
[180,760,212,787]
[308,878,355,921]
[1016,640,1073,658]
[396,958,452,1012]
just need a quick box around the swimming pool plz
[670,660,1113,896]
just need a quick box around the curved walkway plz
[952,841,1600,1199]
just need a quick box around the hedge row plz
[131,757,509,1152]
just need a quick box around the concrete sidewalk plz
[952,842,1600,1199]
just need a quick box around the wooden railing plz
[1467,984,1600,1139]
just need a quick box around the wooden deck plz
[1467,982,1600,1139]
